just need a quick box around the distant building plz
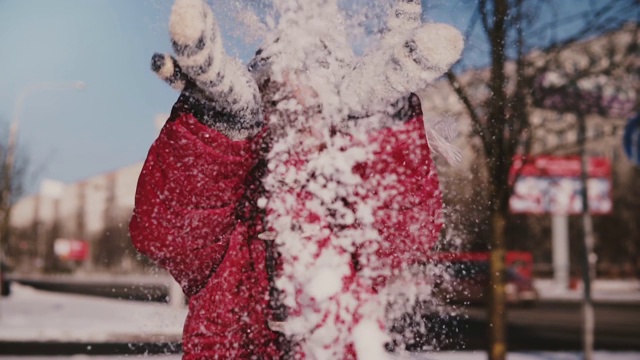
[8,162,144,273]
[418,22,638,277]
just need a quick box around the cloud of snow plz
[157,0,464,357]
[250,0,465,357]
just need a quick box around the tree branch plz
[445,70,486,142]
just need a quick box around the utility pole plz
[487,0,508,358]
[489,211,507,360]
[577,111,595,360]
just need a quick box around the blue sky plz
[0,0,267,194]
[0,0,630,194]
[0,1,171,193]
[0,0,401,193]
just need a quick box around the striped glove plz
[151,0,262,140]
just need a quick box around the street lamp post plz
[0,81,85,310]
[577,111,595,360]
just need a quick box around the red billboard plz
[509,156,612,215]
[53,238,90,261]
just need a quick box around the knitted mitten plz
[152,0,262,140]
[340,0,464,117]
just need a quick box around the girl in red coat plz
[130,0,463,359]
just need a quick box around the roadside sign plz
[509,156,612,215]
[53,238,89,261]
[623,113,640,166]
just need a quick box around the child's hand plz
[151,0,262,140]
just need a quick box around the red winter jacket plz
[129,96,443,359]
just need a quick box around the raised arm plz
[152,0,263,140]
[340,0,464,117]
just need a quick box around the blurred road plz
[461,302,640,350]
[9,274,170,303]
[394,301,640,352]
[4,275,640,354]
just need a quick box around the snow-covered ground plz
[534,278,640,303]
[1,282,639,359]
[0,284,185,343]
[1,351,640,359]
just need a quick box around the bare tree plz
[0,120,30,295]
[438,1,638,359]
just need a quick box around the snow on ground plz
[0,284,186,343]
[420,352,640,360]
[1,352,640,359]
[534,278,640,303]
[0,283,639,359]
